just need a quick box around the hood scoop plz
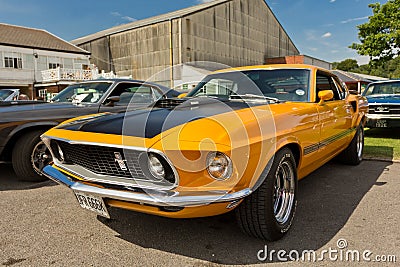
[152,98,187,109]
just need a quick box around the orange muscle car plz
[41,64,368,241]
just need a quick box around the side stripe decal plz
[303,128,356,156]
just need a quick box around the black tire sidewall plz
[235,147,298,241]
[356,126,364,163]
[12,130,48,181]
[263,148,298,237]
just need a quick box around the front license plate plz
[375,120,387,128]
[74,191,110,218]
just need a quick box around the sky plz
[0,0,385,65]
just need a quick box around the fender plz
[250,140,300,194]
[247,136,301,192]
[348,94,368,127]
[8,121,59,139]
[0,121,59,158]
[275,136,301,156]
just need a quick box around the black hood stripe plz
[58,98,263,138]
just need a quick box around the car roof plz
[70,79,174,93]
[367,80,400,86]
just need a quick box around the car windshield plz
[0,90,13,100]
[51,82,112,103]
[187,69,310,102]
[364,81,400,96]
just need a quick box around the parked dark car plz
[0,79,179,181]
[362,80,400,128]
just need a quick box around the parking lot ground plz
[0,160,399,266]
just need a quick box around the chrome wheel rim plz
[356,129,364,160]
[31,141,52,174]
[273,161,295,224]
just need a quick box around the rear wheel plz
[12,130,51,182]
[236,148,297,241]
[339,124,364,165]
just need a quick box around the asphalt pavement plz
[0,160,399,266]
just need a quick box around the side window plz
[152,87,163,100]
[108,83,156,106]
[316,72,342,102]
[332,77,346,100]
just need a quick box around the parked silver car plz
[0,89,20,101]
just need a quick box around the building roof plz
[333,70,389,83]
[72,0,297,53]
[332,70,372,83]
[72,0,231,45]
[0,23,90,55]
[348,72,389,82]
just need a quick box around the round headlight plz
[148,154,165,180]
[206,152,233,180]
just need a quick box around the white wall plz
[0,45,90,86]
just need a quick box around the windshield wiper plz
[230,94,281,103]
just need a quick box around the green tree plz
[334,59,359,71]
[332,57,400,78]
[350,0,400,63]
[354,64,371,75]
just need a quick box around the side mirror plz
[104,96,120,107]
[318,90,334,105]
[177,93,188,99]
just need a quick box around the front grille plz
[369,105,400,114]
[58,141,146,179]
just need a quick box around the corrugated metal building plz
[72,0,299,87]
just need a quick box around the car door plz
[315,71,353,159]
[99,82,163,113]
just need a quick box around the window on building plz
[49,63,62,69]
[4,57,22,69]
[47,56,63,70]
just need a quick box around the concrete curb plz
[364,157,400,163]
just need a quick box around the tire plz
[236,148,298,241]
[339,124,364,165]
[12,130,52,182]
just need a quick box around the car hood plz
[366,94,400,104]
[1,102,98,122]
[56,97,269,142]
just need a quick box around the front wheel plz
[12,130,52,182]
[236,148,298,241]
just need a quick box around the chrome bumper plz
[366,114,400,120]
[43,165,251,207]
